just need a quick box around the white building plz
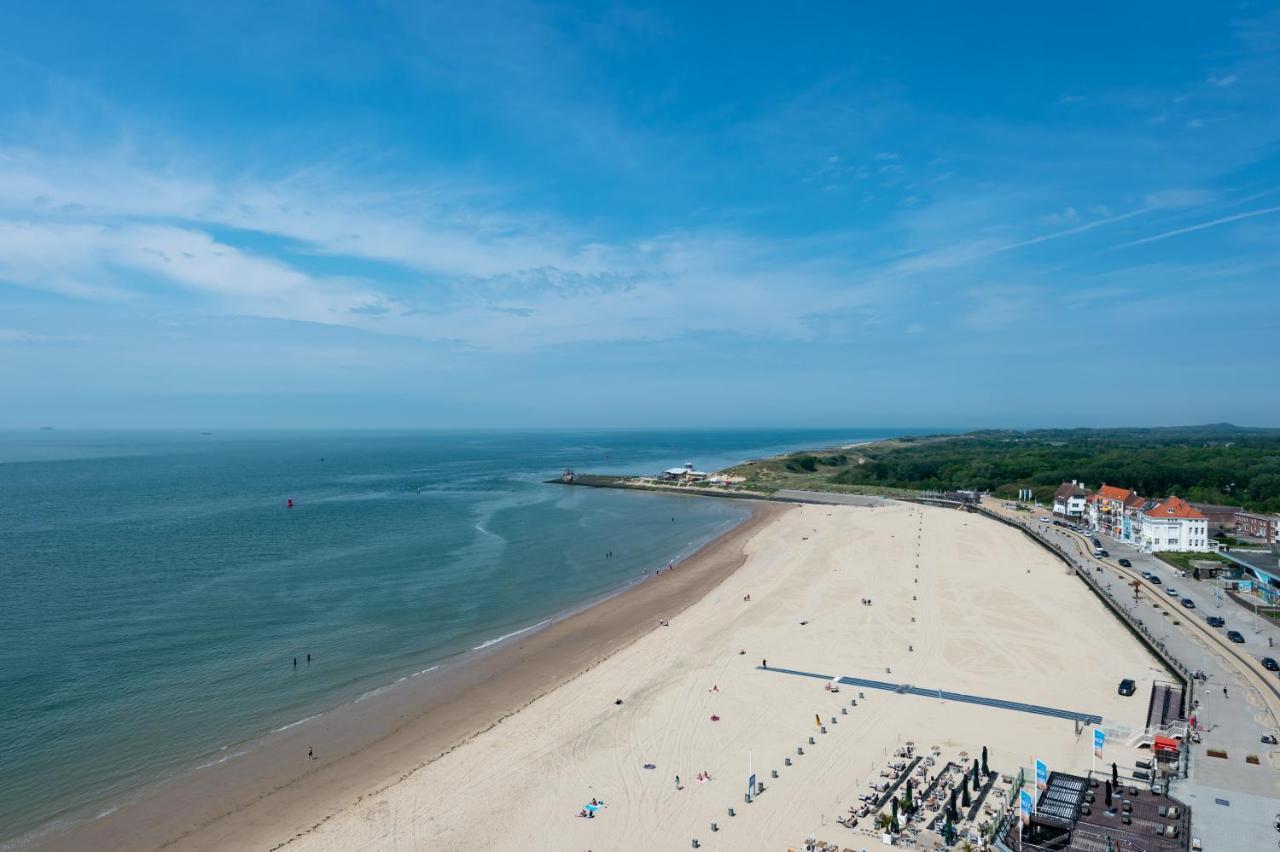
[1138,496,1210,553]
[660,462,708,483]
[1052,481,1088,523]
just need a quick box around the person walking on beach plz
[762,658,767,668]
[675,775,682,790]
[1223,687,1229,699]
[308,746,314,759]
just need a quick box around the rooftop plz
[1009,770,1190,852]
[1095,483,1135,502]
[1144,496,1205,521]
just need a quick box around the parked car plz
[1206,616,1225,628]
[1119,558,1132,568]
[1180,598,1195,609]
[1100,550,1110,558]
[1262,657,1280,672]
[1149,576,1161,585]
[1117,678,1137,696]
[1039,516,1051,522]
[1165,587,1178,596]
[1092,538,1102,547]
[1227,630,1245,643]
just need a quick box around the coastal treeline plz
[734,425,1280,512]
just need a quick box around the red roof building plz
[1139,495,1211,553]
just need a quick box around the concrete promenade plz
[985,499,1280,852]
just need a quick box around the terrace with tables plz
[1004,770,1190,852]
[808,744,1001,850]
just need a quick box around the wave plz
[272,714,321,734]
[473,618,552,651]
[194,749,249,771]
[473,522,507,544]
[353,684,394,704]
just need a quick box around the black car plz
[1206,616,1225,628]
[1180,598,1195,609]
[1118,678,1137,696]
[1119,558,1132,568]
[1149,576,1162,585]
[1099,549,1110,557]
[1227,630,1245,643]
[1262,657,1280,672]
[1092,538,1101,547]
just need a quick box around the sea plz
[0,428,926,846]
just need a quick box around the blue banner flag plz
[1020,789,1033,825]
[1093,728,1106,758]
[1035,759,1048,790]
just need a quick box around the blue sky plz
[1,2,1278,428]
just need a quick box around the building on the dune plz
[660,462,708,483]
[1138,496,1210,553]
[1052,481,1089,524]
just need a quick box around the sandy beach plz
[191,499,1165,852]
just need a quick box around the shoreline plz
[270,497,1166,851]
[36,500,788,852]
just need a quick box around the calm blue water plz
[0,428,923,844]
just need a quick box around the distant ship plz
[39,426,53,431]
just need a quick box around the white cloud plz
[961,286,1037,331]
[1208,74,1239,87]
[1112,205,1280,249]
[0,149,900,351]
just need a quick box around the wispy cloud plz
[1112,205,1280,249]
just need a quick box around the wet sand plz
[38,501,787,851]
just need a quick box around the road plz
[982,500,1280,851]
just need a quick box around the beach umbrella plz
[981,746,988,776]
[972,758,980,787]
[961,783,971,808]
[1105,779,1113,807]
[1111,761,1118,787]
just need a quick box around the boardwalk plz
[762,666,1103,725]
